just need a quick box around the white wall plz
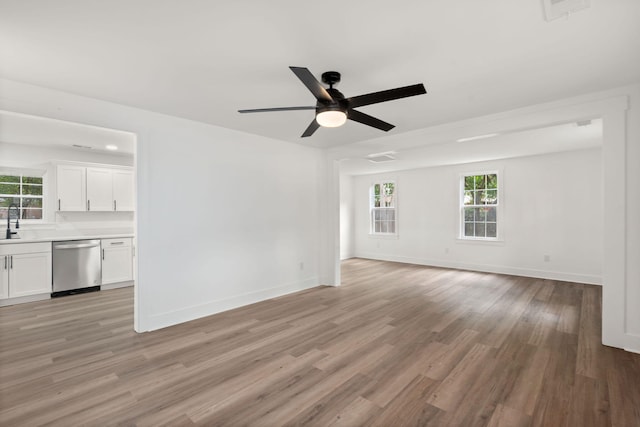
[339,174,354,260]
[0,78,331,332]
[350,148,603,284]
[354,148,603,284]
[140,119,327,329]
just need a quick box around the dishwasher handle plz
[54,242,101,250]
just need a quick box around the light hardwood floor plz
[1,258,639,426]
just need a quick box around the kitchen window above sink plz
[0,170,45,222]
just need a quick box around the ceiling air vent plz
[542,0,590,21]
[71,144,93,149]
[367,151,396,163]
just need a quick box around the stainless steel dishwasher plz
[52,239,102,296]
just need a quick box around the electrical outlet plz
[544,254,551,262]
[299,262,304,270]
[445,247,450,254]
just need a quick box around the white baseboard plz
[355,252,602,285]
[140,276,319,332]
[624,333,640,354]
[101,280,134,290]
[0,293,50,307]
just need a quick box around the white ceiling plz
[0,2,622,342]
[0,1,638,151]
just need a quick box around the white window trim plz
[458,170,503,242]
[369,179,398,237]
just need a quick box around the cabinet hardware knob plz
[58,199,61,210]
[87,200,90,211]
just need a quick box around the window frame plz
[459,171,501,241]
[0,172,45,223]
[369,180,398,237]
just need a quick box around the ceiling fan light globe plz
[316,110,347,128]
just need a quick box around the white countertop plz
[0,230,134,245]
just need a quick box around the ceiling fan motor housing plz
[321,71,341,86]
[317,87,348,116]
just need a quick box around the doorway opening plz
[0,110,139,329]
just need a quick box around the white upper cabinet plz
[57,164,134,212]
[86,167,114,211]
[56,165,87,211]
[112,169,135,212]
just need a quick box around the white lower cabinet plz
[0,255,6,299]
[0,243,52,300]
[101,238,133,285]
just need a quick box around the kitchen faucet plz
[5,203,20,239]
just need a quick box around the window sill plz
[456,237,505,246]
[369,233,399,240]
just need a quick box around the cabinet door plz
[112,170,135,211]
[0,256,8,299]
[102,239,133,284]
[57,165,86,211]
[86,168,114,211]
[9,252,52,298]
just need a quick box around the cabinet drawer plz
[101,238,132,248]
[0,242,51,256]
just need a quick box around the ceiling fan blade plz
[301,118,320,138]
[347,109,395,132]
[347,83,426,109]
[289,67,333,103]
[238,106,315,113]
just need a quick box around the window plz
[461,173,498,239]
[0,174,44,220]
[371,181,396,235]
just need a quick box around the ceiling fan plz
[238,67,427,138]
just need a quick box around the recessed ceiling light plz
[456,133,499,143]
[366,151,397,163]
[105,144,118,151]
[368,155,396,163]
[366,151,397,158]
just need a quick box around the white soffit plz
[341,119,603,175]
[0,111,135,155]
